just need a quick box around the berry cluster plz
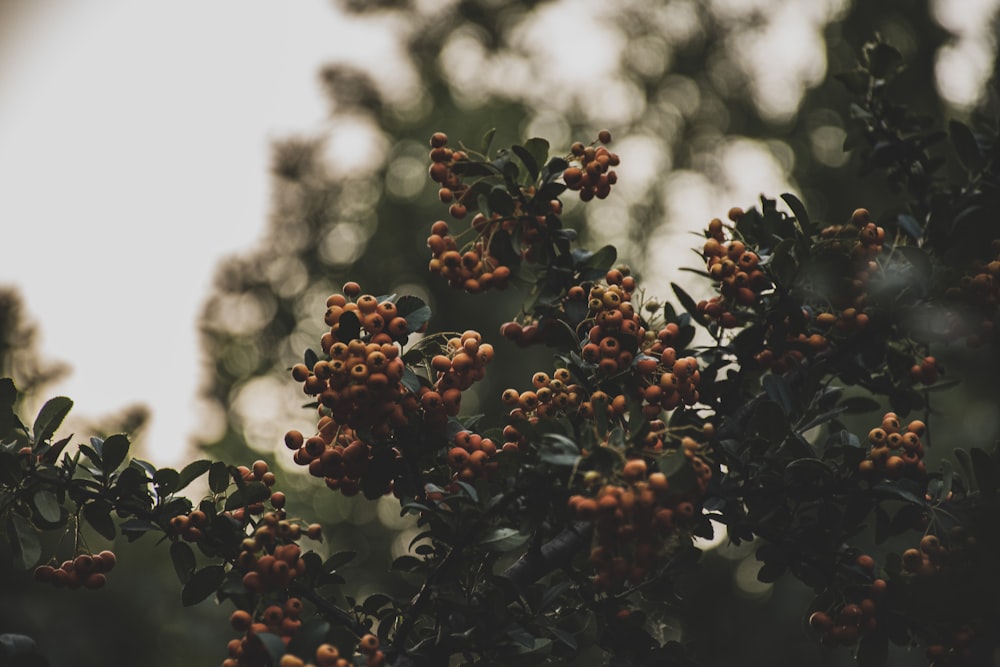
[925,627,977,667]
[857,413,927,478]
[949,242,1000,346]
[909,355,940,385]
[501,368,580,418]
[697,215,771,330]
[752,308,834,374]
[562,132,620,202]
[427,132,471,219]
[294,286,413,436]
[816,208,884,321]
[634,349,701,416]
[900,530,977,577]
[225,598,305,667]
[808,599,880,647]
[424,330,494,427]
[446,430,506,482]
[580,269,644,375]
[237,521,308,594]
[569,447,710,592]
[287,422,378,496]
[32,550,116,590]
[426,219,513,293]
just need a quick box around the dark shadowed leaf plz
[480,127,496,155]
[100,434,130,474]
[671,283,701,323]
[181,565,224,606]
[224,481,270,511]
[177,459,212,492]
[856,630,888,667]
[32,397,72,444]
[170,541,196,584]
[32,490,60,523]
[255,632,286,663]
[580,245,617,272]
[287,618,330,657]
[324,550,357,571]
[480,528,529,552]
[8,515,41,569]
[949,120,983,171]
[208,461,230,494]
[83,502,116,541]
[781,192,815,237]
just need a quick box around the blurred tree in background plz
[2,1,998,665]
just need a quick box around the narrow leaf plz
[32,396,73,444]
[170,541,197,584]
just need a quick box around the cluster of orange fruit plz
[858,412,927,478]
[446,429,512,482]
[570,440,711,592]
[32,550,116,590]
[562,131,620,201]
[425,218,512,293]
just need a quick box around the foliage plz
[3,36,1000,667]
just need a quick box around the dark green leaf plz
[481,528,529,552]
[895,246,931,277]
[953,448,976,493]
[255,632,286,664]
[32,397,72,444]
[949,120,983,171]
[403,305,432,333]
[512,144,539,180]
[401,366,421,393]
[100,434,130,474]
[580,245,617,272]
[32,490,60,523]
[304,348,319,369]
[670,283,702,323]
[153,468,181,495]
[970,447,997,495]
[867,42,902,79]
[8,515,41,569]
[487,187,515,216]
[82,502,116,541]
[208,461,230,494]
[324,550,357,571]
[856,630,888,667]
[391,555,423,572]
[781,193,815,237]
[539,434,580,467]
[170,541,196,584]
[224,481,270,511]
[78,444,102,469]
[762,374,794,416]
[834,69,869,95]
[840,396,881,414]
[177,460,212,492]
[181,565,225,606]
[120,518,159,541]
[287,618,330,657]
[897,214,921,240]
[480,127,497,156]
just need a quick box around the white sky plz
[0,0,379,466]
[0,0,996,468]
